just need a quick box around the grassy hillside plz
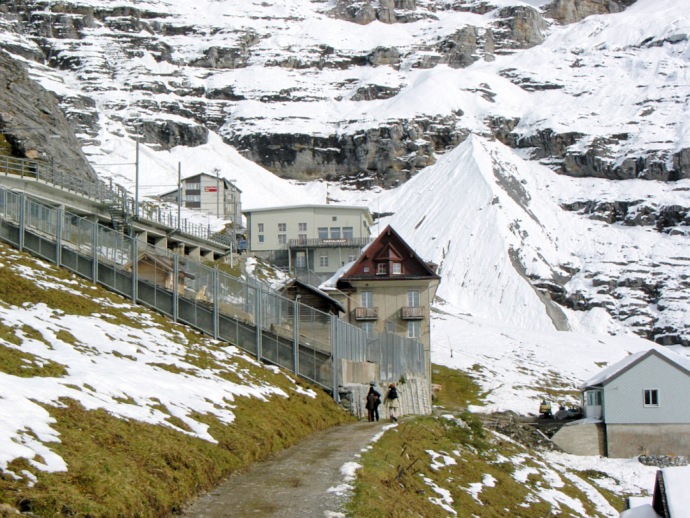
[0,242,350,516]
[347,368,629,517]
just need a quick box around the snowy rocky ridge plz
[0,0,688,343]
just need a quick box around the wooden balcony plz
[354,307,378,320]
[401,306,424,320]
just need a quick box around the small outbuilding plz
[279,278,345,318]
[125,251,191,292]
[621,465,690,518]
[580,347,690,458]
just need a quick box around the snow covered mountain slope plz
[374,136,690,341]
[2,0,687,183]
[0,0,688,342]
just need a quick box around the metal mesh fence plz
[0,185,426,393]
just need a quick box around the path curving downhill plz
[183,421,390,518]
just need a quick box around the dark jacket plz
[365,388,380,410]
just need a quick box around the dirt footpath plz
[183,421,389,518]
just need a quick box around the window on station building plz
[258,223,264,233]
[343,227,353,239]
[278,223,287,232]
[376,263,387,275]
[278,234,287,244]
[392,262,402,275]
[318,227,328,240]
[407,321,420,339]
[319,255,329,268]
[298,222,307,231]
[361,321,374,336]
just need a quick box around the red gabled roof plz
[339,225,440,283]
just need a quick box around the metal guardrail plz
[287,237,372,248]
[0,155,229,246]
[0,185,426,399]
[0,154,125,202]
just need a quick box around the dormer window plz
[392,262,402,275]
[376,263,387,275]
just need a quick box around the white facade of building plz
[580,347,690,457]
[242,205,373,276]
[160,173,242,223]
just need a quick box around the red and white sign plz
[204,186,218,192]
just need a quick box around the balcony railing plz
[401,306,424,320]
[354,307,378,320]
[287,237,372,249]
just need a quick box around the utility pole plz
[177,162,181,231]
[216,169,220,217]
[134,121,140,220]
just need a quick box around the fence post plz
[18,192,25,251]
[92,221,98,283]
[56,206,63,267]
[293,296,300,375]
[212,265,219,340]
[172,254,179,322]
[132,238,138,303]
[255,284,262,362]
[331,315,339,403]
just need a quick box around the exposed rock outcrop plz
[230,116,464,187]
[331,0,427,25]
[0,50,96,181]
[489,117,690,181]
[493,6,547,50]
[544,0,637,25]
[561,200,690,233]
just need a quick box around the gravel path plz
[183,421,390,517]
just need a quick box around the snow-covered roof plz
[619,503,659,518]
[319,260,355,291]
[581,347,690,390]
[661,465,690,518]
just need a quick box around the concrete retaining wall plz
[339,359,378,385]
[552,422,605,456]
[606,424,690,458]
[341,374,431,420]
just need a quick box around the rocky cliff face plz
[0,50,96,180]
[1,0,689,344]
[0,0,552,183]
[3,0,679,189]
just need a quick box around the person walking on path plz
[365,383,381,422]
[384,383,400,422]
